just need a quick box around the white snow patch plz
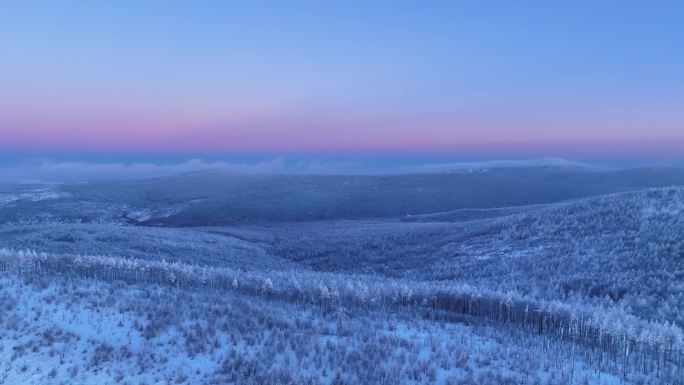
[0,189,71,207]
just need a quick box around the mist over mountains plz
[2,155,682,183]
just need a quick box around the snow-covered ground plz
[0,176,682,384]
[0,275,639,385]
[0,188,70,207]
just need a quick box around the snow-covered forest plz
[0,167,682,384]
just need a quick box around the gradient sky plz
[1,1,683,156]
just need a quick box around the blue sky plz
[0,0,682,158]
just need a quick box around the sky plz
[1,0,683,162]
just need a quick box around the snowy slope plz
[1,171,683,384]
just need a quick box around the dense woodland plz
[0,247,682,384]
[0,175,682,384]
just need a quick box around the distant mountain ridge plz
[1,166,684,226]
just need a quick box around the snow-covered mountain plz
[1,169,683,384]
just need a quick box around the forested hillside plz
[3,167,684,226]
[0,171,682,384]
[1,248,682,384]
[271,188,684,326]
